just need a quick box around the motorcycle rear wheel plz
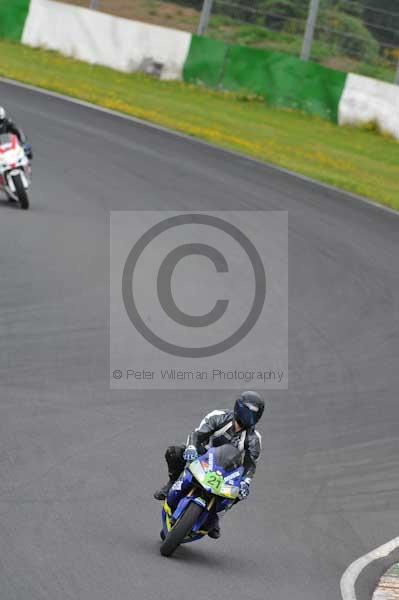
[160,501,203,557]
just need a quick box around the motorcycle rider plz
[0,106,33,159]
[154,391,264,539]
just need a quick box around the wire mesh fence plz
[64,0,203,32]
[205,0,399,82]
[66,0,399,82]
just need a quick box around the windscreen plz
[212,445,242,471]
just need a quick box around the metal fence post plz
[395,59,399,85]
[197,0,214,36]
[301,0,320,61]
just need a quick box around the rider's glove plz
[23,143,33,159]
[238,480,250,500]
[183,445,198,462]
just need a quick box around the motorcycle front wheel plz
[160,501,203,557]
[13,174,29,210]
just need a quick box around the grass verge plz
[1,40,398,210]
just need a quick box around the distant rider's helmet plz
[234,391,265,429]
[0,107,6,125]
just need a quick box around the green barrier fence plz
[184,35,347,123]
[183,35,228,89]
[0,0,30,42]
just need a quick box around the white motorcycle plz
[0,133,31,210]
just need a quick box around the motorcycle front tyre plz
[160,501,203,557]
[14,174,29,210]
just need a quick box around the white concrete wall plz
[22,0,192,80]
[339,73,399,140]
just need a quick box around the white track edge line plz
[340,536,399,600]
[1,75,398,216]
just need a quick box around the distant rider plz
[154,391,264,539]
[0,106,33,159]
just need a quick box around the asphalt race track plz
[0,80,398,600]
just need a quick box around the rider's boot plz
[153,479,174,501]
[208,515,221,539]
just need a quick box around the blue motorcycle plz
[160,444,244,556]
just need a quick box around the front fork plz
[165,488,216,533]
[5,169,29,196]
[187,486,216,512]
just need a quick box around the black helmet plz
[0,107,5,125]
[234,391,264,429]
